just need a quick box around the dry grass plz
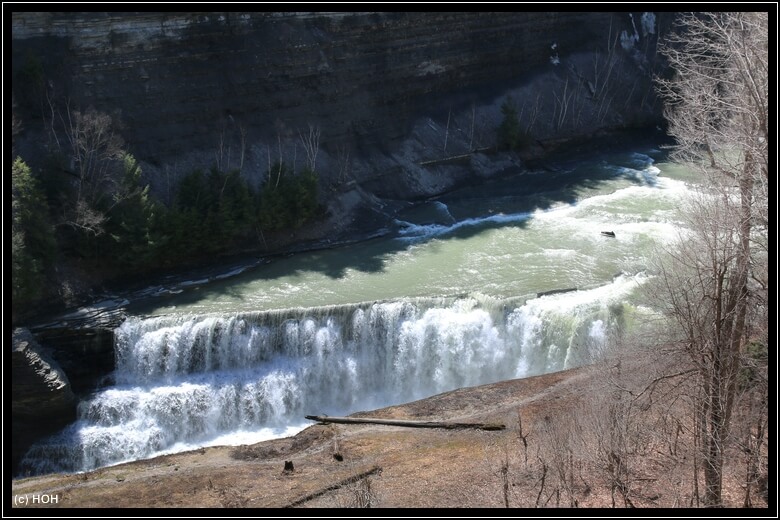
[10,356,768,510]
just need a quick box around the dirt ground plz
[10,361,768,512]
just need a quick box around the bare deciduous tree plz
[62,105,125,205]
[525,93,542,134]
[655,11,768,507]
[336,143,352,185]
[552,76,574,132]
[298,123,321,173]
[443,108,451,152]
[50,104,127,236]
[468,102,476,151]
[535,413,582,508]
[12,96,23,151]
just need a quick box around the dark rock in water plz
[11,328,77,475]
[32,327,115,394]
[600,231,616,237]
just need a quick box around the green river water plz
[21,141,699,476]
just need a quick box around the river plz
[19,140,697,476]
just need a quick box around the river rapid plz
[20,140,698,476]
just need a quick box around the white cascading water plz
[18,274,643,476]
[20,149,688,477]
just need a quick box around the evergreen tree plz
[257,163,320,231]
[216,169,255,240]
[105,153,163,269]
[498,98,521,150]
[11,157,55,305]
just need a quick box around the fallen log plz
[305,415,505,431]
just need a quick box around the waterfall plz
[19,274,645,476]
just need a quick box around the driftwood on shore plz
[305,415,505,431]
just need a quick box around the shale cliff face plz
[11,328,78,473]
[12,12,667,189]
[13,12,621,154]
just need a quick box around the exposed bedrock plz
[12,11,672,208]
[11,328,78,474]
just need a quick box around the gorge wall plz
[12,11,670,202]
[13,12,624,152]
